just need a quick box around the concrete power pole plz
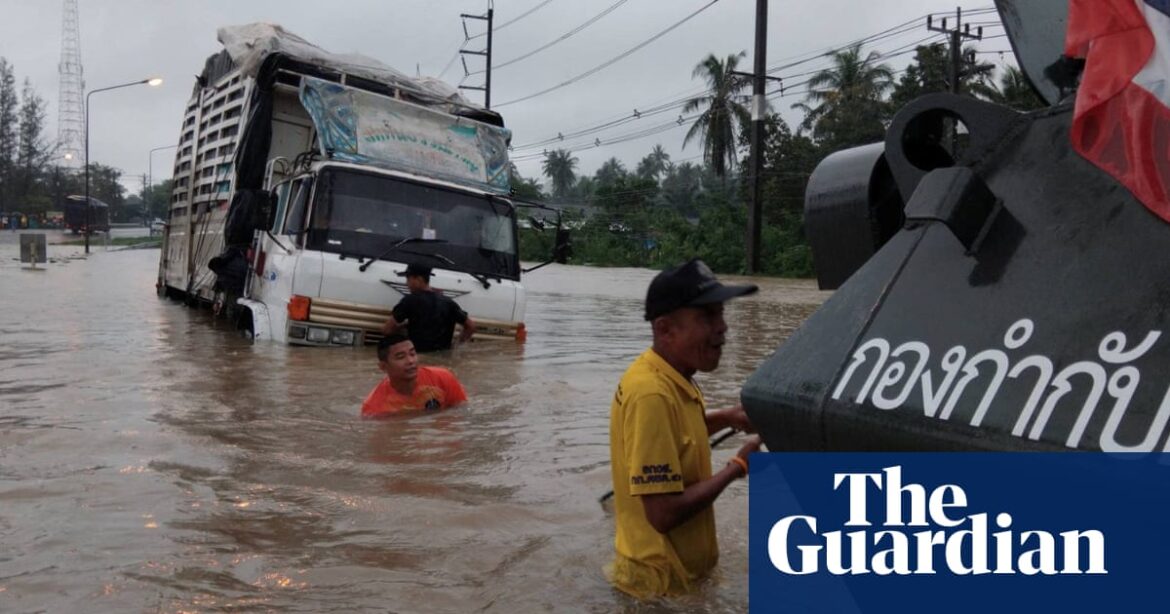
[58,0,85,169]
[746,0,767,274]
[927,7,984,153]
[458,3,494,109]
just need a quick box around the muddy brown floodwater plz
[0,238,828,613]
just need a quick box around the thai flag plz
[1066,0,1170,221]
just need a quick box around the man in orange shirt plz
[361,333,468,417]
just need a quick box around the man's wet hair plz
[377,333,411,361]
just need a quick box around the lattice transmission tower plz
[58,0,85,169]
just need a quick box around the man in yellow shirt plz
[606,258,762,599]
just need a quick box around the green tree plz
[889,43,950,110]
[969,64,1046,111]
[0,58,17,213]
[541,148,578,199]
[144,178,174,220]
[661,160,702,217]
[740,114,819,223]
[87,163,125,215]
[793,44,893,150]
[15,78,50,210]
[507,162,544,201]
[576,174,663,266]
[572,175,596,200]
[594,157,627,188]
[636,144,671,182]
[683,52,751,178]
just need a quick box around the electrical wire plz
[509,7,1007,173]
[495,0,723,108]
[509,9,999,150]
[469,0,557,40]
[437,46,463,79]
[477,0,628,73]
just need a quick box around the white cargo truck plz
[157,24,564,346]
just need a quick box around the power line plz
[510,8,997,150]
[437,46,463,79]
[517,56,941,161]
[479,0,629,73]
[510,9,1005,170]
[764,7,996,75]
[470,0,556,39]
[495,0,722,108]
[511,29,954,153]
[513,85,794,160]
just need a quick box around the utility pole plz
[746,0,767,274]
[927,7,984,153]
[141,173,148,225]
[458,3,494,108]
[731,0,781,274]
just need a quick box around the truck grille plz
[307,297,523,344]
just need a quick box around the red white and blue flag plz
[1066,0,1170,221]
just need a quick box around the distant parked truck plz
[156,24,567,346]
[63,196,111,234]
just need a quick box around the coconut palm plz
[636,144,672,181]
[793,44,894,147]
[573,175,596,199]
[541,149,578,199]
[969,64,1045,111]
[683,52,751,178]
[595,157,627,187]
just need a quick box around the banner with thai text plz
[749,453,1170,613]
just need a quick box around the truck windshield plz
[305,167,519,280]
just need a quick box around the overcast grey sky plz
[0,0,1014,194]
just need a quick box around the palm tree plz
[595,157,627,187]
[541,149,578,199]
[793,44,894,146]
[969,64,1045,111]
[636,144,671,182]
[683,52,751,178]
[573,175,596,199]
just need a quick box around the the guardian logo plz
[767,466,1107,576]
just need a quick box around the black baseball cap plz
[644,258,758,320]
[397,263,432,280]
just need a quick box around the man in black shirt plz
[381,264,476,352]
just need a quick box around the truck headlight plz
[307,327,331,343]
[331,330,356,345]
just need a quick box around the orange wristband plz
[728,456,749,478]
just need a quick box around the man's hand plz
[736,435,762,461]
[727,435,763,479]
[707,404,756,434]
[458,317,476,343]
[381,317,403,335]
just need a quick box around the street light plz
[147,144,178,225]
[84,77,163,254]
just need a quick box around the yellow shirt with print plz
[605,348,716,598]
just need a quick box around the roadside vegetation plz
[1,43,1044,278]
[518,44,1044,277]
[0,58,170,227]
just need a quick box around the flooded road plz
[0,241,828,613]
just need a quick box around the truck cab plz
[244,162,525,346]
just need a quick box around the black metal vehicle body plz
[742,0,1170,452]
[63,196,110,234]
